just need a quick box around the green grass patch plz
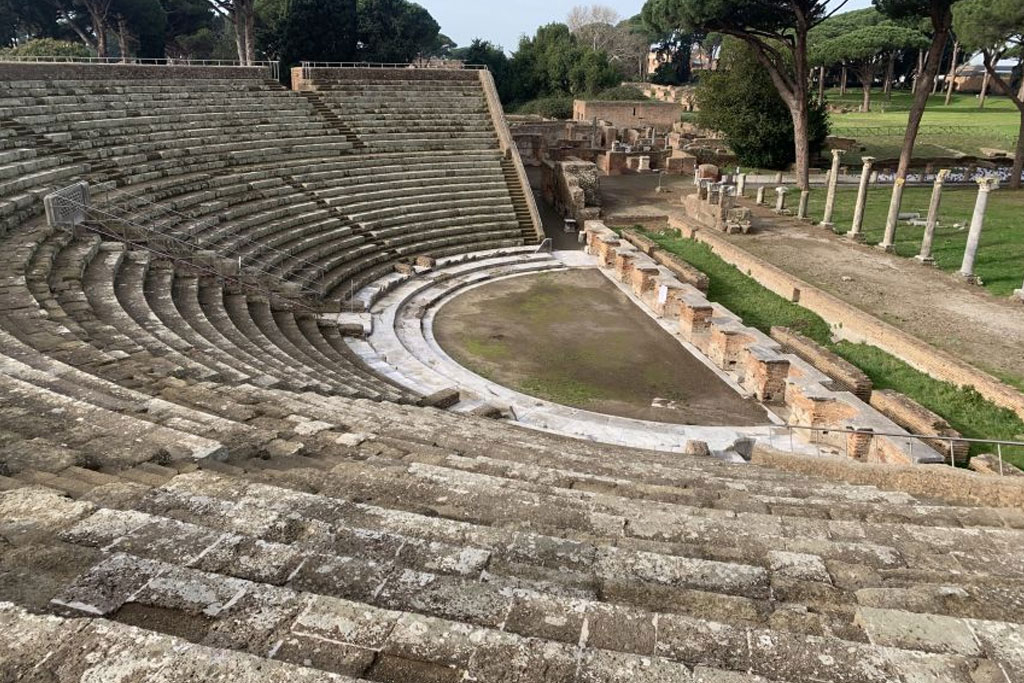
[827,88,1020,160]
[519,375,606,405]
[803,186,1024,297]
[462,336,512,362]
[640,229,1024,466]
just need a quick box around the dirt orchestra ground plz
[433,268,770,426]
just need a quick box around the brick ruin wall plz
[620,230,708,292]
[870,389,970,464]
[770,327,872,400]
[541,159,601,223]
[572,100,684,130]
[669,215,1024,422]
[585,221,945,466]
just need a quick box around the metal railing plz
[0,55,280,80]
[768,423,1022,475]
[44,184,326,312]
[299,61,488,70]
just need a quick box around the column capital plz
[775,186,789,195]
[976,176,1000,192]
[830,148,845,160]
[861,156,875,169]
[935,169,950,183]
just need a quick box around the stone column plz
[848,157,875,241]
[820,149,844,230]
[755,186,766,205]
[959,177,999,283]
[774,187,789,213]
[797,189,810,220]
[736,173,746,198]
[916,169,949,264]
[878,176,906,252]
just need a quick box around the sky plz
[415,0,874,54]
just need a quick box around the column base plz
[819,221,834,231]
[876,242,895,253]
[913,255,935,265]
[958,271,982,285]
[846,232,865,243]
[1013,289,1024,302]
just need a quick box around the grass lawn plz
[639,228,1024,467]
[802,185,1024,296]
[826,89,1020,162]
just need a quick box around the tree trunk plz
[840,65,847,95]
[1013,110,1024,190]
[117,16,129,62]
[234,20,246,63]
[884,54,894,100]
[895,14,951,180]
[979,70,990,109]
[944,41,959,106]
[244,1,256,65]
[912,49,925,94]
[858,65,875,113]
[818,65,826,105]
[96,27,108,59]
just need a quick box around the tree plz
[567,3,620,52]
[697,38,830,169]
[812,21,928,111]
[111,0,167,58]
[640,0,848,190]
[506,23,621,105]
[356,0,440,63]
[954,0,1024,187]
[641,2,695,84]
[874,0,957,248]
[208,0,255,63]
[453,38,512,99]
[163,0,217,57]
[280,0,356,68]
[75,0,114,57]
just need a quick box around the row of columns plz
[732,153,1019,296]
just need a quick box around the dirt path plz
[434,269,769,426]
[601,177,1024,385]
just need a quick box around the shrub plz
[515,95,574,119]
[0,39,93,59]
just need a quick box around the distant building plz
[952,63,1016,94]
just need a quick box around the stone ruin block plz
[651,251,709,293]
[613,248,636,283]
[630,264,660,299]
[741,347,790,404]
[787,388,858,428]
[415,255,436,269]
[707,326,757,374]
[652,280,685,318]
[845,427,874,462]
[678,299,714,350]
[697,163,721,182]
[770,327,872,401]
[594,235,620,267]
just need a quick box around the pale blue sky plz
[416,0,874,53]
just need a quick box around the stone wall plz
[573,100,683,131]
[0,62,270,81]
[541,159,601,223]
[585,220,944,466]
[770,327,872,400]
[869,389,970,464]
[670,214,1024,422]
[509,120,598,166]
[621,82,698,110]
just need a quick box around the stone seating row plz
[3,385,1024,681]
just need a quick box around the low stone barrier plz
[583,219,944,466]
[869,389,970,464]
[753,447,1024,509]
[670,215,1024,421]
[620,230,709,293]
[771,326,872,401]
